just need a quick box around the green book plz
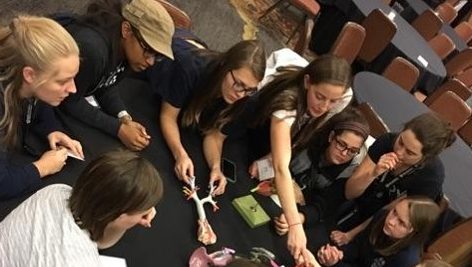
[232,195,270,228]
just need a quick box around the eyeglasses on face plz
[229,70,257,96]
[131,27,165,63]
[333,136,361,156]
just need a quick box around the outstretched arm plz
[203,130,227,195]
[160,101,193,183]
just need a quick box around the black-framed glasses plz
[229,70,257,96]
[131,27,165,63]
[333,137,361,156]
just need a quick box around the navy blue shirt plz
[146,35,210,109]
[336,210,421,267]
[356,133,444,220]
[1,88,62,200]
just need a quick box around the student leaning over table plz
[0,15,83,200]
[0,150,163,267]
[213,55,351,267]
[273,106,371,235]
[57,0,174,152]
[317,196,441,267]
[146,37,266,195]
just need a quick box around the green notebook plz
[232,195,270,228]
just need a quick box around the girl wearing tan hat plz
[56,0,174,152]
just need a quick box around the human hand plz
[274,213,305,236]
[138,207,156,228]
[174,154,194,184]
[33,147,68,177]
[317,244,343,266]
[118,120,151,151]
[295,248,320,267]
[248,161,259,179]
[373,152,399,177]
[274,213,289,236]
[47,131,84,159]
[330,230,353,246]
[209,168,227,196]
[287,223,310,264]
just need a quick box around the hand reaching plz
[174,154,194,184]
[330,230,353,246]
[33,147,68,177]
[317,244,343,266]
[118,120,150,151]
[209,169,227,196]
[47,131,84,159]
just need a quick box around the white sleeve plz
[272,109,297,126]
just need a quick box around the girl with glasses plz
[147,37,265,195]
[231,54,352,267]
[274,107,371,235]
[332,113,455,249]
[0,15,82,200]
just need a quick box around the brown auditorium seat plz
[157,0,192,29]
[455,67,472,89]
[435,2,458,24]
[458,119,472,146]
[427,217,472,267]
[445,48,472,78]
[330,22,366,64]
[427,91,472,131]
[429,33,456,60]
[424,78,472,106]
[358,9,397,63]
[412,9,442,41]
[259,0,320,44]
[454,21,472,43]
[357,102,390,139]
[382,57,420,92]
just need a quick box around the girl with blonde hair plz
[0,15,82,200]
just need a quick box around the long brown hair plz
[0,15,79,148]
[252,55,352,149]
[369,196,440,256]
[69,149,164,241]
[403,112,456,163]
[181,40,266,131]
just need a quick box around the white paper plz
[417,55,428,67]
[256,158,274,181]
[99,255,127,267]
[67,150,84,161]
[387,11,396,20]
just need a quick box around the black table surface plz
[312,0,446,92]
[0,78,294,266]
[353,71,472,217]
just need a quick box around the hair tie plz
[334,121,370,139]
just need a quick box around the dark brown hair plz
[69,149,163,241]
[252,55,352,149]
[369,196,440,256]
[181,40,266,132]
[403,112,456,163]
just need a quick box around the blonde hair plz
[0,15,79,147]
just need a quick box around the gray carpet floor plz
[0,0,284,54]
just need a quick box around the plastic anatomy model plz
[183,177,219,245]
